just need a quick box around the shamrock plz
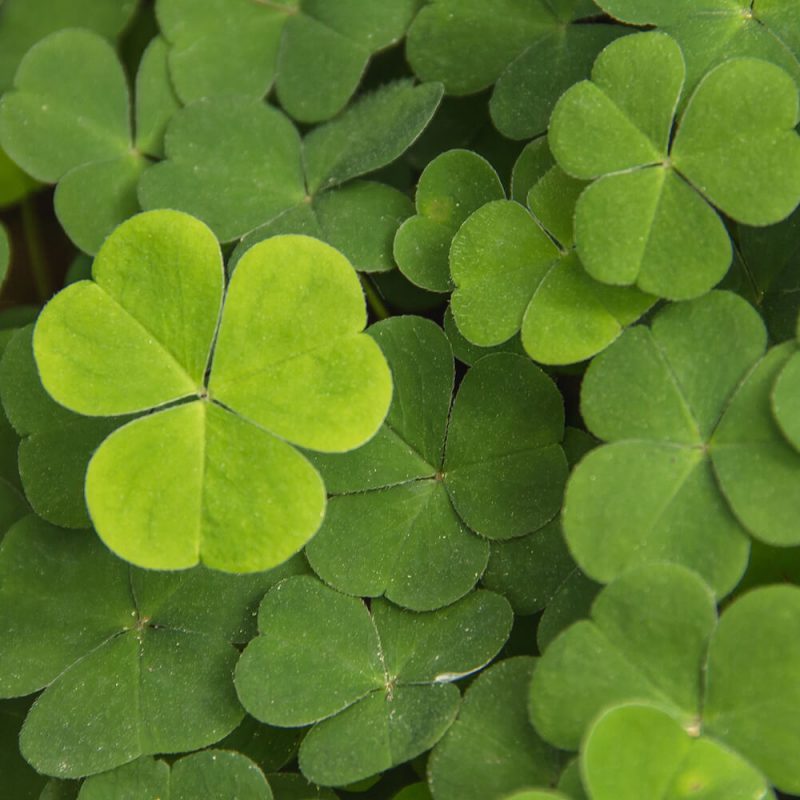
[406,0,622,140]
[449,138,654,365]
[771,311,800,450]
[529,563,800,793]
[549,31,800,299]
[235,575,513,786]
[33,210,392,572]
[0,515,306,778]
[304,315,567,611]
[563,290,800,596]
[0,30,179,254]
[157,0,421,122]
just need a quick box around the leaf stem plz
[21,197,51,302]
[360,274,390,321]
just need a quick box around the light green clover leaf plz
[0,515,306,779]
[449,139,654,365]
[78,751,273,800]
[406,0,622,140]
[141,80,442,259]
[581,704,773,800]
[157,0,421,123]
[428,658,563,800]
[549,31,800,299]
[501,793,572,800]
[564,291,800,595]
[33,210,391,572]
[305,316,567,611]
[235,576,513,787]
[0,30,179,254]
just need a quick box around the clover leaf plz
[0,146,38,208]
[269,773,339,800]
[581,704,773,800]
[0,223,8,289]
[0,30,179,254]
[427,658,562,800]
[304,316,567,611]
[442,307,524,367]
[564,291,800,595]
[406,0,621,140]
[235,576,513,786]
[140,80,442,257]
[33,211,391,572]
[449,139,653,365]
[549,32,800,299]
[529,563,800,793]
[0,515,306,778]
[394,149,504,292]
[157,0,420,123]
[771,313,800,450]
[501,793,572,800]
[78,750,273,800]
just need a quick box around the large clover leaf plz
[235,576,512,786]
[0,30,179,254]
[33,211,391,572]
[529,563,800,793]
[406,0,622,140]
[427,658,563,800]
[140,80,441,258]
[549,31,800,299]
[564,291,800,595]
[157,0,420,123]
[304,316,567,611]
[450,139,654,365]
[78,751,273,800]
[0,515,306,778]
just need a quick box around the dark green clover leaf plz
[0,0,138,92]
[771,313,800,450]
[268,773,339,800]
[406,0,621,140]
[305,316,567,611]
[595,0,800,98]
[141,80,441,261]
[550,31,800,299]
[217,718,301,775]
[428,658,562,800]
[450,140,653,365]
[393,784,431,800]
[564,291,800,595]
[582,704,773,800]
[536,569,600,653]
[394,149,504,292]
[235,576,513,786]
[78,750,272,799]
[443,306,524,367]
[0,515,305,778]
[33,211,391,572]
[530,563,800,793]
[158,0,420,122]
[0,30,179,254]
[0,325,126,528]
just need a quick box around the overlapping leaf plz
[235,576,513,786]
[564,291,800,595]
[305,316,567,611]
[33,211,392,572]
[0,515,306,778]
[549,31,800,299]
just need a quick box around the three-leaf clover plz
[305,315,568,611]
[529,563,800,793]
[0,29,179,254]
[235,576,513,786]
[33,210,392,572]
[564,290,800,596]
[0,515,305,778]
[549,31,800,299]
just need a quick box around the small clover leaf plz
[305,316,567,611]
[0,516,305,778]
[550,32,800,299]
[406,0,621,140]
[0,145,38,208]
[78,751,273,800]
[393,149,505,292]
[564,291,800,594]
[427,658,563,800]
[268,773,339,800]
[235,576,513,787]
[581,704,773,800]
[0,30,179,254]
[33,211,391,571]
[442,306,525,367]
